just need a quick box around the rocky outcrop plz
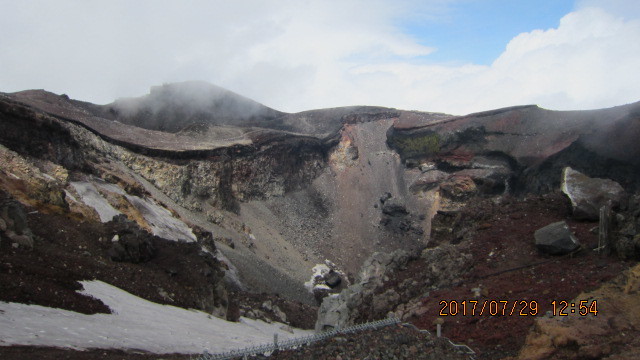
[388,103,640,195]
[439,175,478,199]
[323,270,342,288]
[561,167,626,220]
[106,215,156,263]
[378,198,424,238]
[0,93,327,213]
[613,193,640,260]
[534,221,580,255]
[315,244,471,331]
[410,170,449,191]
[0,192,35,249]
[315,250,412,332]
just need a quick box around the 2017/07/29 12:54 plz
[438,299,598,316]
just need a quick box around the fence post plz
[599,204,611,256]
[434,317,444,337]
[273,333,278,350]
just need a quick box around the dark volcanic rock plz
[379,192,392,204]
[379,199,423,237]
[107,236,155,263]
[534,221,581,255]
[323,270,342,288]
[561,167,626,220]
[381,199,408,216]
[613,193,640,260]
[106,215,156,263]
[0,193,35,249]
[387,103,640,194]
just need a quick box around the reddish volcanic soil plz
[389,192,630,359]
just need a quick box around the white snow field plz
[0,280,312,354]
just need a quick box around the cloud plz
[0,1,639,115]
[325,5,640,114]
[576,0,640,20]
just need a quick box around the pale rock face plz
[561,167,625,220]
[315,250,409,332]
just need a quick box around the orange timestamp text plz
[438,299,598,316]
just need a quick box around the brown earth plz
[516,263,640,360]
[335,192,632,359]
[399,192,631,359]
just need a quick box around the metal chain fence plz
[193,317,475,360]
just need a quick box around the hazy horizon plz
[1,0,639,115]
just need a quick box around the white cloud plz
[0,1,638,114]
[329,5,640,114]
[576,0,640,20]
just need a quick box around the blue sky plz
[402,0,575,65]
[0,0,639,114]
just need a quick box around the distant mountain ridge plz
[103,81,285,133]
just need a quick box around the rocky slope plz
[1,82,639,358]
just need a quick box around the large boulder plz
[323,270,342,288]
[0,194,36,249]
[381,199,408,216]
[534,221,580,255]
[108,234,155,263]
[561,167,625,220]
[106,215,156,263]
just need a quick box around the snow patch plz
[93,178,126,196]
[70,181,120,222]
[304,263,331,291]
[0,280,311,354]
[72,178,196,242]
[125,195,196,242]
